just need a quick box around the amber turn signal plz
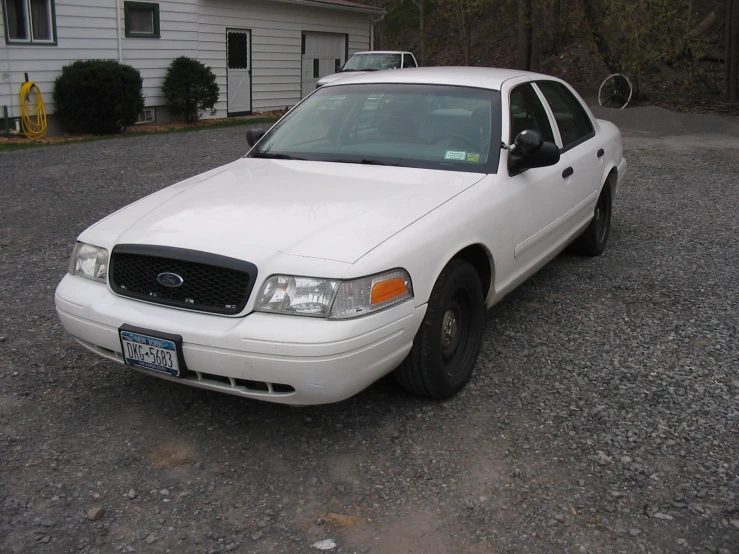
[370,277,408,305]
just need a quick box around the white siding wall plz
[123,1,199,107]
[1,0,119,118]
[0,0,198,118]
[198,0,370,115]
[0,0,371,121]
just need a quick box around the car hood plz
[80,158,485,265]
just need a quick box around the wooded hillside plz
[361,0,739,112]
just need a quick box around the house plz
[0,0,384,134]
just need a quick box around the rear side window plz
[509,84,554,144]
[402,55,417,68]
[536,81,594,150]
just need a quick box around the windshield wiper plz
[327,158,401,167]
[251,152,304,160]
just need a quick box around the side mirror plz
[246,127,266,147]
[508,129,560,172]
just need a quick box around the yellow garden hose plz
[19,81,47,139]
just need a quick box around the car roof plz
[351,51,411,55]
[322,66,557,91]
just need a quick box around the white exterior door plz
[301,32,346,97]
[227,29,252,115]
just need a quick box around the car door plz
[504,82,571,272]
[533,80,602,238]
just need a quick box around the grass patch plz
[0,116,280,153]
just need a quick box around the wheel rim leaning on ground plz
[394,259,485,399]
[598,73,633,109]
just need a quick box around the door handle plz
[597,149,605,158]
[562,167,574,178]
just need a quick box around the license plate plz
[120,328,181,377]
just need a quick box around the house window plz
[3,0,56,44]
[124,1,160,38]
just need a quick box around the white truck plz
[315,50,419,89]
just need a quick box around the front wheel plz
[394,259,485,399]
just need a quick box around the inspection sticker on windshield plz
[466,153,480,162]
[444,150,467,161]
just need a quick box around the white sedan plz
[55,67,627,406]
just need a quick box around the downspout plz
[116,0,123,61]
[370,13,385,51]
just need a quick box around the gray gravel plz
[1,117,738,554]
[590,105,739,137]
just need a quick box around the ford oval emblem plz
[157,272,184,288]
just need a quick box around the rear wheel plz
[573,185,612,256]
[394,259,485,399]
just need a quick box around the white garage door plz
[301,32,346,97]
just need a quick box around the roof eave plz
[269,0,386,15]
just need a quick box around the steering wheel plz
[432,134,480,152]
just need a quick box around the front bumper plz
[55,274,426,405]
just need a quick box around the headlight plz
[255,276,340,317]
[69,242,109,283]
[254,269,413,319]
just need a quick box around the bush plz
[53,60,145,135]
[162,57,220,123]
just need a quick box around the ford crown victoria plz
[55,67,627,405]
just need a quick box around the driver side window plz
[509,84,554,144]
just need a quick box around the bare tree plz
[517,0,542,71]
[438,0,487,65]
[530,0,542,71]
[580,0,623,74]
[409,0,426,64]
[517,0,532,70]
[727,0,739,100]
[550,0,564,53]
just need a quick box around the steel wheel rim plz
[441,290,473,378]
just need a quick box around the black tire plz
[394,259,485,399]
[573,184,612,256]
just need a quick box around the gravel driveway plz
[1,112,738,554]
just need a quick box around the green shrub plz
[53,60,145,135]
[162,57,220,123]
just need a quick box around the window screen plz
[128,8,153,33]
[29,0,50,40]
[124,2,160,38]
[5,0,27,40]
[4,0,56,42]
[227,32,249,69]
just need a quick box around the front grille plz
[109,245,257,315]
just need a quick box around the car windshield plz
[342,53,402,71]
[248,83,502,174]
